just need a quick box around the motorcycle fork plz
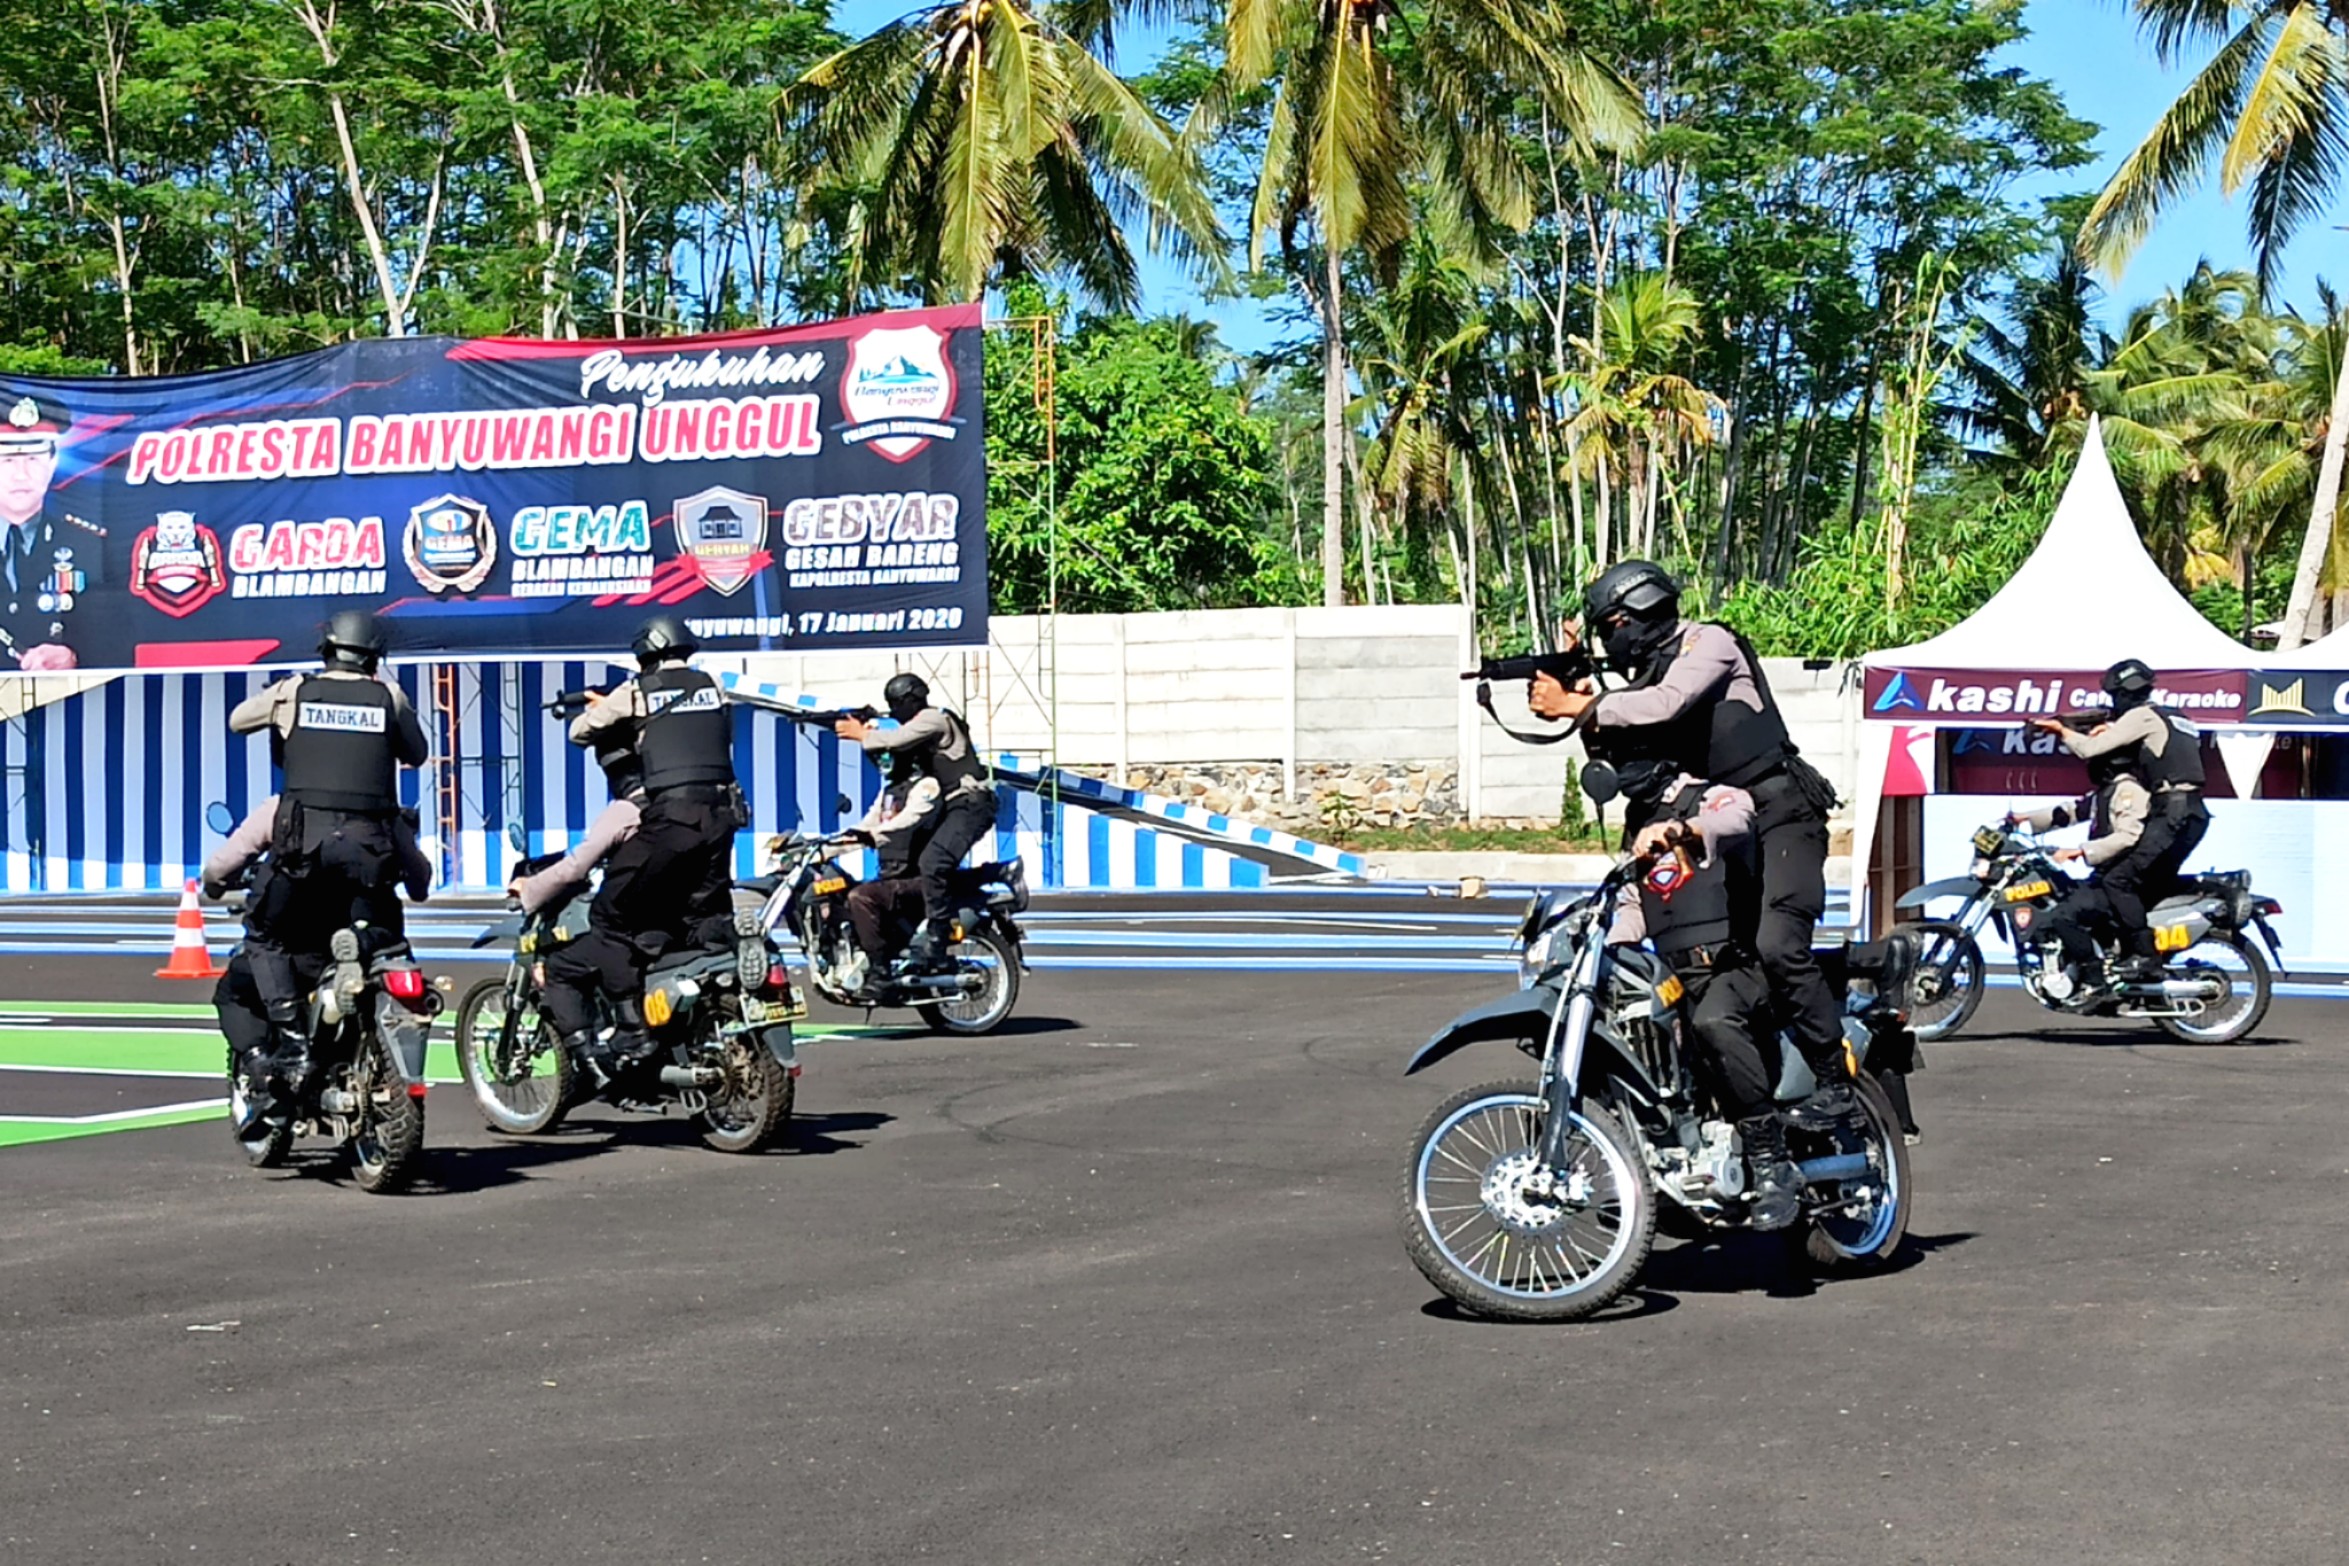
[1536,956,1601,1171]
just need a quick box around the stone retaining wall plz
[1070,761,1558,834]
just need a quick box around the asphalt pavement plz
[2,941,2345,1565]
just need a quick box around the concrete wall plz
[719,606,1867,826]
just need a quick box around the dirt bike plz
[206,807,440,1194]
[1400,859,1916,1322]
[762,819,1027,1035]
[1898,821,2284,1045]
[454,822,802,1154]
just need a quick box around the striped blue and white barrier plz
[0,666,1357,893]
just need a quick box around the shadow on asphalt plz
[1413,1230,1979,1323]
[416,1134,621,1193]
[622,1108,897,1157]
[1984,1026,2299,1050]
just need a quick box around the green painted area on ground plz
[0,1105,221,1150]
[0,1001,216,1018]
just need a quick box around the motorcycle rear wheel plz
[1794,1076,1911,1270]
[455,976,574,1134]
[2155,933,2272,1045]
[1401,1080,1654,1323]
[916,928,1021,1035]
[696,1031,796,1154]
[349,1035,426,1194]
[1906,920,1985,1041]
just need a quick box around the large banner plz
[1862,666,2246,722]
[0,306,985,673]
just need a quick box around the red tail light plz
[383,968,427,1001]
[766,963,791,993]
[407,1083,429,1099]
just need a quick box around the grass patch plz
[1325,823,1613,854]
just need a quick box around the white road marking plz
[0,1097,226,1125]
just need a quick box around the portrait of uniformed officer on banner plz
[0,392,106,672]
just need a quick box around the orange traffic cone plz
[155,879,223,980]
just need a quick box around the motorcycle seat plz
[646,949,733,984]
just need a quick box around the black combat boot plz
[1738,1115,1802,1231]
[1781,1054,1859,1130]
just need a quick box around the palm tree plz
[1219,0,1641,605]
[2077,0,2349,646]
[1561,273,1722,561]
[798,0,1222,307]
[1953,246,2102,470]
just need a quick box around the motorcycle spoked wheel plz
[694,1026,796,1155]
[1789,1075,1911,1271]
[347,1035,427,1195]
[1400,1079,1655,1323]
[915,928,1021,1036]
[226,1044,293,1169]
[2153,933,2273,1045]
[455,976,575,1134]
[1906,919,1985,1042]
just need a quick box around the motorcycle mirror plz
[203,801,235,835]
[836,793,854,816]
[1580,761,1620,806]
[507,821,529,853]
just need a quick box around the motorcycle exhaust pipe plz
[1795,1153,1873,1184]
[658,1065,719,1089]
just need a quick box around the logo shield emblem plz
[840,325,957,463]
[403,494,497,594]
[675,486,768,596]
[129,510,227,618]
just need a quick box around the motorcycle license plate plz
[812,877,848,896]
[1656,975,1684,1007]
[2005,880,2052,902]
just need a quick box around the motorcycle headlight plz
[1519,926,1559,987]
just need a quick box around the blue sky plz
[831,0,2345,351]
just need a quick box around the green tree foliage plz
[986,305,1302,613]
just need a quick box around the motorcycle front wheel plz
[916,927,1021,1035]
[1400,1080,1654,1323]
[455,975,574,1134]
[226,1046,292,1169]
[2155,933,2273,1045]
[349,1034,427,1194]
[1906,919,1985,1041]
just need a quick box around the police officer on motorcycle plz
[1529,561,1853,1113]
[2008,743,2149,995]
[225,610,429,1102]
[834,673,996,977]
[2030,658,2209,977]
[543,614,743,1080]
[1600,752,1803,1229]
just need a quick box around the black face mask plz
[885,693,926,723]
[1598,613,1674,673]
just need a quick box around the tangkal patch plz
[296,701,387,733]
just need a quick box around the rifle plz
[1461,645,1597,746]
[544,688,606,720]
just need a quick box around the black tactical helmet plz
[319,609,388,671]
[2102,657,2156,712]
[631,613,698,669]
[1582,560,1682,670]
[2086,744,2137,789]
[883,672,930,721]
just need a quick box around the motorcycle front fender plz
[1894,877,1980,911]
[1405,987,1556,1076]
[471,916,525,950]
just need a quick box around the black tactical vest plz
[635,665,735,795]
[1635,783,1755,966]
[1629,624,1793,789]
[2140,709,2206,791]
[280,675,400,813]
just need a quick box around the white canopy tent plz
[1849,419,2268,926]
